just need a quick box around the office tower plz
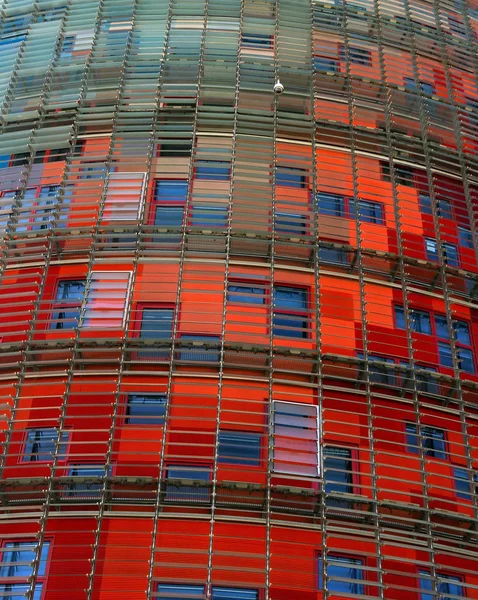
[0,0,478,598]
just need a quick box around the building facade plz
[0,0,478,598]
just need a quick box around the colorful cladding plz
[0,0,477,598]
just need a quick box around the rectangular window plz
[425,238,438,262]
[340,45,371,66]
[126,394,167,425]
[227,282,265,305]
[318,555,364,595]
[324,446,356,508]
[454,467,472,500]
[218,431,261,466]
[241,33,273,49]
[138,307,174,360]
[66,465,106,499]
[154,180,188,203]
[51,279,85,330]
[190,205,227,228]
[0,541,50,600]
[395,306,432,335]
[140,308,173,339]
[317,192,345,217]
[195,161,230,180]
[179,335,220,362]
[275,212,307,235]
[444,242,459,267]
[458,227,474,249]
[420,194,433,215]
[275,167,307,188]
[212,589,258,600]
[314,57,339,73]
[157,586,258,600]
[419,571,463,600]
[153,205,184,228]
[318,246,349,266]
[83,272,130,329]
[273,401,319,476]
[23,429,69,463]
[436,315,475,373]
[405,423,446,460]
[350,199,384,224]
[157,585,204,599]
[273,286,308,338]
[164,465,211,503]
[425,240,459,266]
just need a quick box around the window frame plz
[405,422,447,460]
[453,466,472,501]
[163,463,212,504]
[318,553,365,596]
[316,192,385,224]
[125,393,167,425]
[227,280,267,305]
[0,539,51,600]
[272,285,309,339]
[149,179,188,227]
[323,444,360,505]
[418,570,464,600]
[133,303,175,361]
[272,400,320,477]
[194,160,231,181]
[425,238,460,268]
[177,334,221,363]
[50,278,86,331]
[21,428,70,464]
[217,430,262,466]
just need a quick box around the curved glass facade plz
[0,0,478,598]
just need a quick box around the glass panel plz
[126,394,167,425]
[227,284,265,304]
[212,588,258,600]
[154,181,188,203]
[454,467,471,500]
[426,239,438,261]
[318,555,364,595]
[458,227,474,248]
[0,542,49,578]
[438,342,453,368]
[56,280,85,301]
[405,423,419,454]
[154,206,184,227]
[165,466,210,503]
[435,315,449,339]
[66,466,105,498]
[273,401,318,476]
[275,169,306,188]
[195,161,230,180]
[275,213,306,235]
[218,432,261,465]
[444,243,459,267]
[23,430,68,462]
[273,287,307,310]
[420,194,432,214]
[318,246,348,265]
[455,321,471,345]
[179,335,220,362]
[458,347,475,373]
[317,193,345,217]
[422,426,446,459]
[191,206,227,227]
[0,583,43,600]
[140,309,173,338]
[157,584,204,599]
